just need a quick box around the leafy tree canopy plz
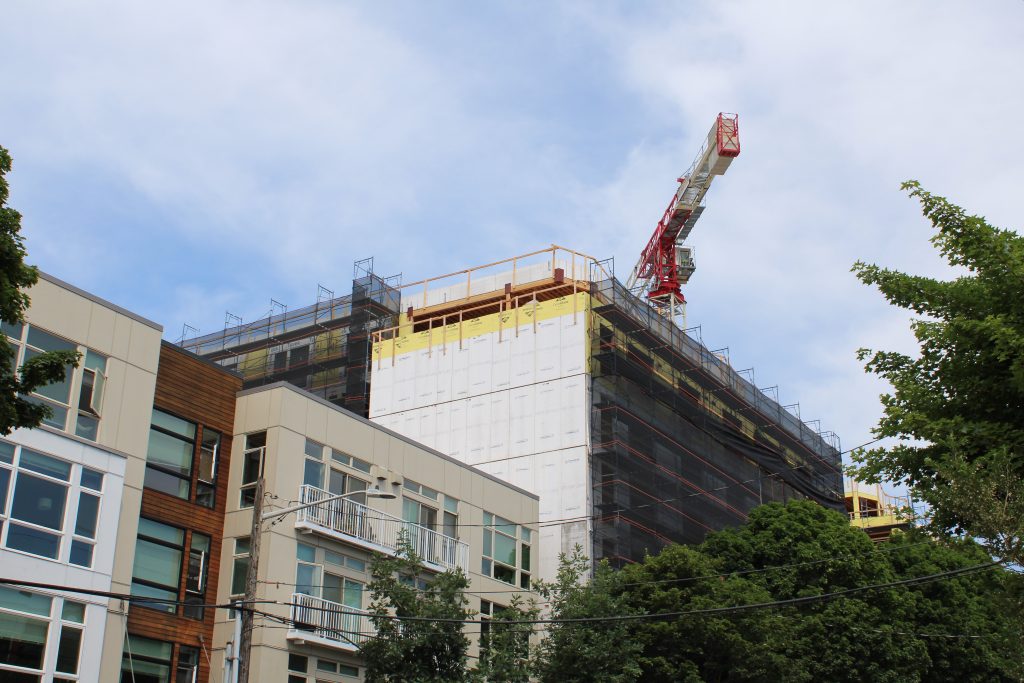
[0,145,80,433]
[540,502,1022,683]
[851,181,1024,564]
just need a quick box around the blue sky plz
[2,1,1022,474]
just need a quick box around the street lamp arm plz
[260,486,395,522]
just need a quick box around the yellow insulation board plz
[373,292,592,362]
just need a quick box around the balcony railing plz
[288,592,372,651]
[295,485,470,573]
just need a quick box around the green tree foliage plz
[0,145,80,433]
[540,502,1022,682]
[532,546,642,683]
[471,595,538,683]
[851,181,1024,564]
[361,536,472,682]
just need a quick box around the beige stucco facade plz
[214,382,541,681]
[7,272,162,682]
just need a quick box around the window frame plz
[0,585,87,682]
[481,512,532,588]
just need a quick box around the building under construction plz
[181,115,844,578]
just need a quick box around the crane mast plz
[626,113,740,326]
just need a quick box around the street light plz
[235,482,398,683]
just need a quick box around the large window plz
[230,537,250,597]
[129,518,210,622]
[120,636,198,683]
[2,322,108,441]
[131,519,185,613]
[143,409,220,508]
[239,432,266,508]
[0,585,86,683]
[295,542,365,611]
[0,440,104,567]
[482,513,532,588]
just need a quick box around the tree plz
[0,145,80,433]
[532,546,643,683]
[850,181,1024,564]
[612,501,1022,682]
[361,536,472,682]
[470,595,538,683]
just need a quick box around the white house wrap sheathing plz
[371,294,591,581]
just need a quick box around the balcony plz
[295,484,470,573]
[287,592,372,652]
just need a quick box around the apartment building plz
[118,342,241,683]
[213,382,540,681]
[0,273,162,683]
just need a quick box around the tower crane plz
[626,113,740,327]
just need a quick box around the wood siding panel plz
[127,343,242,683]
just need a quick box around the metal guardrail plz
[289,592,373,649]
[296,485,470,573]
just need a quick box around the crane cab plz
[675,246,696,284]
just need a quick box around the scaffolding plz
[845,479,914,541]
[179,261,402,416]
[588,277,844,566]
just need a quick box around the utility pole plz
[237,475,264,683]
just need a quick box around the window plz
[176,645,199,683]
[3,323,108,441]
[144,410,196,500]
[239,432,266,508]
[196,429,220,508]
[230,537,250,596]
[184,532,210,620]
[443,496,459,540]
[303,439,325,488]
[295,543,365,611]
[287,653,308,683]
[330,448,371,474]
[402,497,438,559]
[0,441,103,567]
[482,513,532,588]
[403,478,439,500]
[0,585,85,683]
[131,519,185,613]
[120,635,172,683]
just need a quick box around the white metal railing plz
[296,485,470,572]
[289,592,373,649]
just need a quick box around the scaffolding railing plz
[590,278,842,469]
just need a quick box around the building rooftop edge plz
[160,339,243,378]
[38,271,164,332]
[236,380,541,502]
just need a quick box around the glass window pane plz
[24,395,66,429]
[20,449,71,481]
[75,493,100,538]
[343,579,362,609]
[130,582,177,613]
[339,663,359,677]
[74,413,99,441]
[288,653,308,672]
[521,527,531,542]
[11,473,67,529]
[84,349,107,373]
[61,601,85,623]
[444,496,458,513]
[132,539,183,587]
[322,573,342,604]
[26,327,76,353]
[493,563,515,585]
[0,586,52,615]
[0,440,14,463]
[521,544,531,571]
[138,519,184,546]
[80,467,103,491]
[235,537,250,554]
[55,626,82,673]
[126,635,173,660]
[151,410,196,440]
[69,540,93,567]
[296,563,318,596]
[351,456,372,473]
[23,349,73,404]
[0,467,9,511]
[241,450,261,484]
[6,524,61,559]
[144,466,190,499]
[331,449,350,465]
[146,430,194,475]
[483,529,492,557]
[494,533,516,567]
[0,611,48,669]
[303,459,323,488]
[1,320,23,340]
[296,543,316,562]
[231,557,250,595]
[304,439,323,459]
